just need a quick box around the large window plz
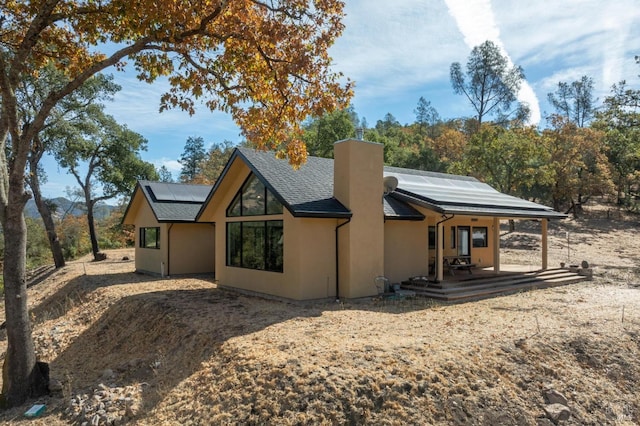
[227,174,283,217]
[226,220,283,272]
[140,227,160,249]
[472,227,488,248]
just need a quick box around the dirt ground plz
[1,209,640,425]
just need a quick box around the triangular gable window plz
[227,173,283,217]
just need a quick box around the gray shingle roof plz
[138,180,212,222]
[201,148,564,220]
[232,148,352,218]
[383,195,425,220]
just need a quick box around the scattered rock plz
[544,403,571,422]
[544,389,568,406]
[66,383,143,424]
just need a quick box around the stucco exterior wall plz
[384,220,429,284]
[168,223,215,275]
[292,217,338,299]
[200,157,341,300]
[133,200,166,275]
[443,216,495,267]
[204,160,293,298]
[416,212,496,268]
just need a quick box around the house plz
[122,181,215,276]
[123,138,565,300]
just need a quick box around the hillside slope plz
[1,213,640,425]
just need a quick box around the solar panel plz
[386,171,550,211]
[147,182,210,202]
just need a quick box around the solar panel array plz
[385,171,555,212]
[147,182,211,203]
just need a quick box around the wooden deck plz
[401,267,591,302]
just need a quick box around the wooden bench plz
[444,256,476,275]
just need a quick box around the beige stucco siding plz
[133,200,165,275]
[384,220,429,283]
[205,160,294,298]
[443,217,495,267]
[200,157,340,300]
[412,206,494,267]
[292,217,338,300]
[168,223,215,275]
[217,213,338,300]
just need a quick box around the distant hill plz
[24,197,117,220]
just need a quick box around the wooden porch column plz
[541,218,548,270]
[493,217,500,273]
[436,222,444,282]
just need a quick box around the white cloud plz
[155,158,182,172]
[330,0,465,101]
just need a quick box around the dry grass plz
[1,207,640,425]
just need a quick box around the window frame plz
[226,173,283,217]
[472,226,489,248]
[226,220,284,272]
[140,227,160,249]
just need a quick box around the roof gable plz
[198,148,352,219]
[127,180,213,223]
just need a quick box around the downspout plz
[433,214,455,282]
[166,223,174,277]
[335,218,351,302]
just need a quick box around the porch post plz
[493,217,500,273]
[541,218,548,270]
[436,222,444,282]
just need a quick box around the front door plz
[458,226,470,257]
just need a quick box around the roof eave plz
[291,211,353,219]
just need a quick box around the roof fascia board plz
[394,188,562,217]
[121,182,143,225]
[291,210,353,219]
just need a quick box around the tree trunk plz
[29,169,65,268]
[86,198,100,260]
[1,189,48,407]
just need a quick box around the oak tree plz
[22,70,120,269]
[54,111,158,261]
[0,0,351,406]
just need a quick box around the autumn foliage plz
[2,0,352,164]
[1,0,352,407]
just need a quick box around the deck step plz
[401,269,588,302]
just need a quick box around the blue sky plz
[40,0,640,198]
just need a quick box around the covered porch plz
[383,169,568,286]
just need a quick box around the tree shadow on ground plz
[27,269,173,326]
[48,286,325,420]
